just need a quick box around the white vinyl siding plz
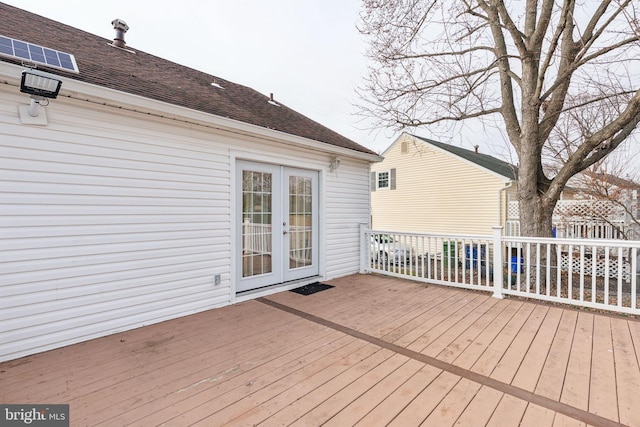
[371,134,511,235]
[0,97,229,361]
[325,159,372,278]
[0,88,372,361]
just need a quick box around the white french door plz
[236,160,319,292]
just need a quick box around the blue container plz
[511,256,524,274]
[465,244,486,268]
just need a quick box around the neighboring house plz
[371,133,518,235]
[0,4,381,362]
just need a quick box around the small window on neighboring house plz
[378,171,390,189]
[371,169,396,191]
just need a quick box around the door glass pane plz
[242,170,272,277]
[289,175,312,269]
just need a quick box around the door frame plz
[232,154,323,296]
[282,166,319,282]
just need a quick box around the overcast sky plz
[4,0,400,154]
[5,1,638,171]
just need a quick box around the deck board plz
[453,385,504,427]
[353,363,442,426]
[589,315,619,422]
[1,273,638,427]
[561,312,594,411]
[511,306,563,392]
[611,317,640,427]
[288,351,406,426]
[486,394,528,426]
[321,357,421,427]
[387,371,461,426]
[468,302,536,376]
[450,299,524,369]
[436,298,511,363]
[490,304,549,384]
[420,378,483,427]
[101,332,356,426]
[535,310,578,401]
[416,296,500,356]
[519,403,556,427]
[81,316,336,425]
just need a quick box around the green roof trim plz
[413,134,518,180]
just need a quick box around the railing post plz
[359,223,367,274]
[492,226,504,299]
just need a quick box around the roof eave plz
[0,61,382,163]
[406,133,516,181]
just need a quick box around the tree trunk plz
[518,144,556,237]
[519,192,555,237]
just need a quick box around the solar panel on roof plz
[0,35,79,73]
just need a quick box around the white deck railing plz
[243,219,272,255]
[242,219,312,263]
[361,225,640,315]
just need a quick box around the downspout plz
[498,180,514,229]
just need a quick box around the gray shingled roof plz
[0,3,376,156]
[413,135,518,180]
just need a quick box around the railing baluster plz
[632,248,637,310]
[579,245,585,302]
[556,243,562,298]
[427,236,432,279]
[508,240,513,291]
[617,246,623,307]
[535,242,541,295]
[462,239,467,285]
[568,245,573,300]
[361,228,639,315]
[591,245,597,303]
[545,243,551,297]
[604,247,610,306]
[485,239,490,288]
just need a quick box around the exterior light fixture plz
[329,156,340,172]
[20,69,62,117]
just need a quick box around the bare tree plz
[358,0,640,237]
[570,160,640,239]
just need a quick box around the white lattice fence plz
[559,252,631,280]
[554,200,625,221]
[508,200,625,221]
[507,201,519,220]
[508,200,629,239]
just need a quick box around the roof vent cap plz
[268,93,280,107]
[111,19,129,48]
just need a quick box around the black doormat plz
[289,282,334,296]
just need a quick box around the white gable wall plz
[371,133,512,235]
[0,84,373,361]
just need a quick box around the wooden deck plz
[2,274,639,426]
